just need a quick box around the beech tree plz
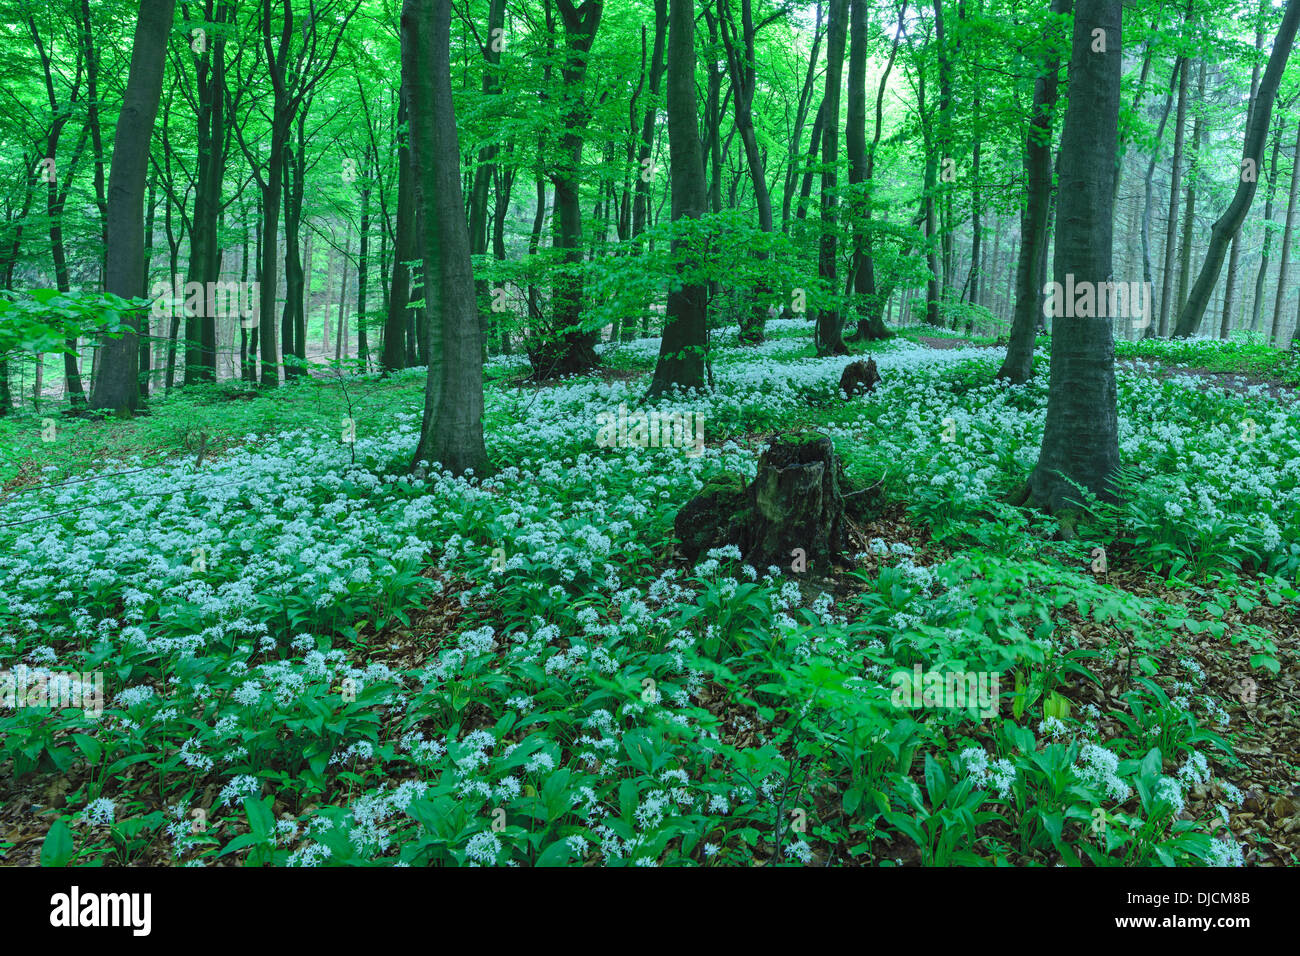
[1173,0,1300,339]
[997,0,1071,385]
[648,0,709,397]
[814,0,849,356]
[402,0,488,475]
[1026,0,1122,515]
[89,0,175,414]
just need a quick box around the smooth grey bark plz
[781,3,824,231]
[718,0,777,344]
[1174,0,1300,338]
[997,0,1071,384]
[382,89,414,372]
[90,0,175,414]
[1156,54,1189,337]
[1250,112,1285,332]
[402,0,488,475]
[1270,121,1300,343]
[1138,62,1181,342]
[468,0,506,354]
[648,0,710,397]
[537,0,603,378]
[814,0,849,355]
[846,0,899,343]
[1222,4,1268,338]
[1028,0,1122,514]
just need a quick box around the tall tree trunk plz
[31,13,88,405]
[815,0,849,355]
[846,0,898,343]
[631,0,669,344]
[932,0,956,313]
[468,0,506,354]
[782,3,824,232]
[1223,5,1268,339]
[915,59,942,329]
[336,232,350,362]
[996,0,1072,384]
[184,0,229,385]
[357,158,372,371]
[403,0,489,474]
[1157,53,1190,337]
[239,212,251,380]
[719,0,775,344]
[1137,61,1182,342]
[648,0,710,397]
[282,123,307,379]
[1251,112,1286,332]
[383,90,414,373]
[1270,121,1300,343]
[538,0,604,379]
[796,99,826,225]
[90,0,174,413]
[1175,61,1207,318]
[1174,0,1300,338]
[140,175,156,396]
[1029,0,1122,514]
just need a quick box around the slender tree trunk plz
[282,130,306,379]
[357,159,371,371]
[1138,62,1181,342]
[1251,112,1286,332]
[538,0,604,379]
[648,0,710,397]
[1175,61,1207,318]
[815,0,849,355]
[795,99,825,224]
[1271,121,1300,343]
[933,0,956,313]
[997,0,1071,383]
[1223,6,1268,339]
[1157,54,1190,337]
[630,0,668,340]
[336,232,350,363]
[846,0,898,342]
[468,0,506,354]
[383,90,414,373]
[782,3,824,232]
[140,175,156,396]
[1174,0,1300,338]
[719,0,775,344]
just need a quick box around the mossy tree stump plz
[675,433,864,573]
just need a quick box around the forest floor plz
[0,322,1297,866]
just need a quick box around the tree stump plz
[675,433,872,574]
[839,357,881,397]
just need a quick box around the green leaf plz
[41,819,73,867]
[536,838,574,867]
[244,796,275,839]
[923,753,949,806]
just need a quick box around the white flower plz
[465,831,502,865]
[81,797,116,826]
[1074,744,1131,803]
[1207,835,1244,867]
